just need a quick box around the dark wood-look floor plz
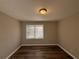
[9,46,73,59]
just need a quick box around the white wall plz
[58,14,79,59]
[0,12,21,59]
[21,21,57,44]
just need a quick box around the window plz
[26,24,44,39]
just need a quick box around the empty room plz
[0,0,79,59]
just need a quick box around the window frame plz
[26,24,44,39]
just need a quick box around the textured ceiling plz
[0,0,78,21]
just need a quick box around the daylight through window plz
[26,25,44,39]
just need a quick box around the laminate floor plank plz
[9,46,73,59]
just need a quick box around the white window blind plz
[26,25,44,39]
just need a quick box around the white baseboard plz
[57,44,77,59]
[5,44,57,59]
[5,44,77,59]
[5,45,21,59]
[21,44,57,46]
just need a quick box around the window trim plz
[26,24,44,39]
